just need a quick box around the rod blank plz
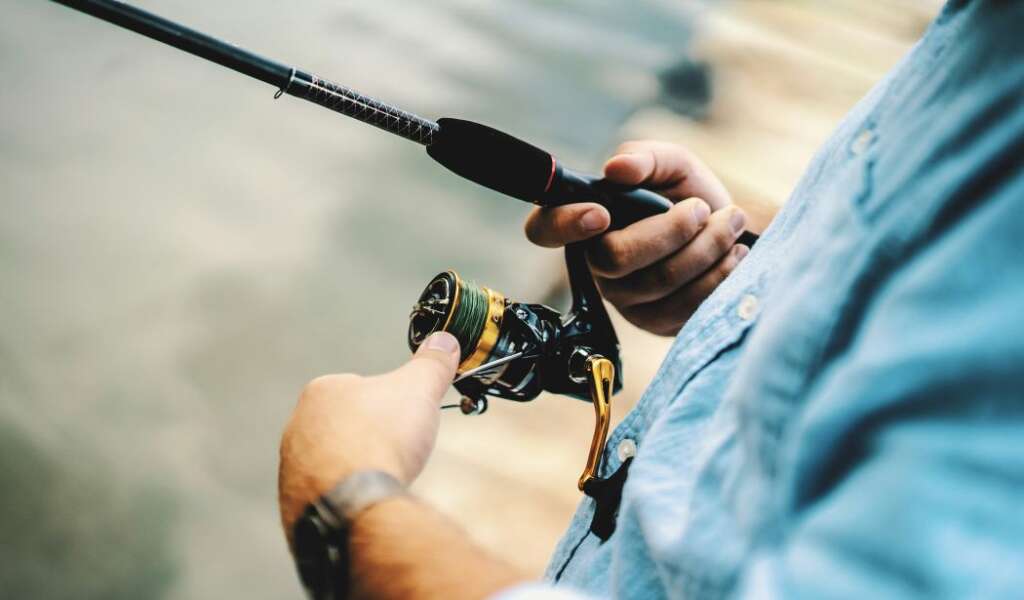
[52,0,292,87]
[51,0,439,145]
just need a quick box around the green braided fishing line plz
[448,279,488,362]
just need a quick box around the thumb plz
[396,332,461,403]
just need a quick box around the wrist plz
[348,496,528,600]
[281,439,407,533]
[307,454,405,501]
[291,470,409,599]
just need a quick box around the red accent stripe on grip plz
[544,156,558,193]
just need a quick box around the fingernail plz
[734,244,750,261]
[422,332,459,356]
[580,209,606,233]
[692,200,710,224]
[729,208,746,234]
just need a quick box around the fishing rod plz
[51,0,761,238]
[51,0,759,500]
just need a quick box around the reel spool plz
[408,271,556,413]
[408,249,623,408]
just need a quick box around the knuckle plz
[523,211,547,245]
[720,250,741,275]
[615,140,646,155]
[410,354,452,380]
[525,209,574,248]
[665,141,694,161]
[648,140,676,156]
[645,261,678,295]
[711,251,741,284]
[702,267,728,293]
[670,203,701,240]
[300,374,358,403]
[710,220,736,253]
[650,141,688,167]
[593,236,633,277]
[695,264,729,298]
[556,210,582,238]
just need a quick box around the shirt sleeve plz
[731,171,1024,597]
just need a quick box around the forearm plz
[349,496,527,600]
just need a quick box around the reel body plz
[408,245,622,492]
[408,245,622,414]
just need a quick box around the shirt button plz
[851,129,875,156]
[737,294,760,321]
[617,438,637,461]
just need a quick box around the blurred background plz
[0,0,940,597]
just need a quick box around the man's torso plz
[546,2,1024,597]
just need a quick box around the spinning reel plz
[408,244,619,491]
[407,119,759,494]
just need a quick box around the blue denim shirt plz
[498,2,1024,598]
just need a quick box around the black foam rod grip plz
[426,117,759,244]
[426,118,555,203]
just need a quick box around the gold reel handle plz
[578,355,615,491]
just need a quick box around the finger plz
[622,243,749,336]
[524,203,610,248]
[603,142,685,187]
[587,197,712,278]
[604,141,731,209]
[392,332,461,405]
[596,206,746,307]
[587,197,711,279]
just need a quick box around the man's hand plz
[524,141,750,336]
[278,332,460,543]
[278,334,525,599]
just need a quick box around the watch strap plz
[316,470,408,526]
[293,470,407,600]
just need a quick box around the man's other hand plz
[278,332,460,544]
[524,141,750,337]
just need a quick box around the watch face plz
[294,514,335,597]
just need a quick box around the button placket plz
[850,128,876,156]
[617,438,637,462]
[737,294,760,321]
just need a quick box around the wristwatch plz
[292,470,407,600]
